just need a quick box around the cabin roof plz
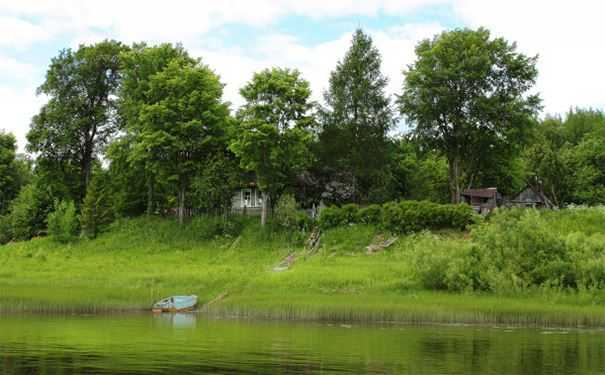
[461,188,498,198]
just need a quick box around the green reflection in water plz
[1,314,605,374]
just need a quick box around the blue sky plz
[1,0,603,150]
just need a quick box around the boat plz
[152,295,198,313]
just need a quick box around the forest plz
[1,26,605,244]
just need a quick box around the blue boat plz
[152,295,198,313]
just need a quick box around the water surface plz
[1,314,604,374]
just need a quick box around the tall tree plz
[319,29,394,203]
[231,68,314,226]
[116,43,196,215]
[399,28,541,203]
[119,45,230,224]
[27,40,126,202]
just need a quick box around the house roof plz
[461,188,498,198]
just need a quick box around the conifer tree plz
[319,29,394,203]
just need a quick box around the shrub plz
[470,209,575,292]
[274,194,299,231]
[318,204,359,229]
[406,232,477,291]
[47,200,79,243]
[356,204,382,224]
[382,200,476,233]
[319,200,476,232]
[6,184,52,241]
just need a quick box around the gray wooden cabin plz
[231,184,264,215]
[509,186,554,208]
[461,187,502,215]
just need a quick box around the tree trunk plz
[178,184,186,225]
[448,155,462,204]
[261,191,269,226]
[146,177,154,216]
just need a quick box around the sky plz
[1,0,604,151]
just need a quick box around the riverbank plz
[1,214,605,327]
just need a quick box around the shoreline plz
[3,292,605,329]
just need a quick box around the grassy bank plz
[1,212,605,327]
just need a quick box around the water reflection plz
[1,315,604,374]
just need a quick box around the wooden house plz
[231,183,264,215]
[461,187,502,214]
[509,186,554,209]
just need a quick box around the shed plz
[461,187,501,214]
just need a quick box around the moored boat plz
[152,295,198,313]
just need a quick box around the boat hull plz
[152,295,198,313]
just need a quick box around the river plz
[1,314,604,374]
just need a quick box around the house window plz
[243,189,252,208]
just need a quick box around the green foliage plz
[408,208,605,294]
[118,44,231,223]
[190,152,241,214]
[0,215,10,244]
[5,183,52,241]
[319,200,476,233]
[406,233,477,291]
[399,27,540,202]
[318,29,394,202]
[524,109,605,206]
[27,40,126,203]
[80,174,114,239]
[381,201,476,233]
[231,68,314,224]
[0,131,31,214]
[390,139,449,203]
[356,204,382,224]
[318,204,359,229]
[47,200,79,243]
[274,194,299,230]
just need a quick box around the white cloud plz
[0,86,46,151]
[452,0,605,115]
[197,23,442,111]
[0,56,35,79]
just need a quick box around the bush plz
[356,204,382,224]
[47,200,79,243]
[381,201,476,233]
[6,183,52,241]
[405,232,478,291]
[274,194,299,230]
[318,200,477,232]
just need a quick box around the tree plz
[80,172,115,238]
[524,109,605,206]
[27,40,126,202]
[190,151,241,216]
[0,131,24,213]
[119,45,230,224]
[399,28,541,203]
[117,44,198,217]
[319,29,394,203]
[231,68,314,226]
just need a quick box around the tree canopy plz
[27,40,126,203]
[319,29,394,203]
[231,67,314,225]
[399,27,541,203]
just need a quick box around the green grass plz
[1,214,605,327]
